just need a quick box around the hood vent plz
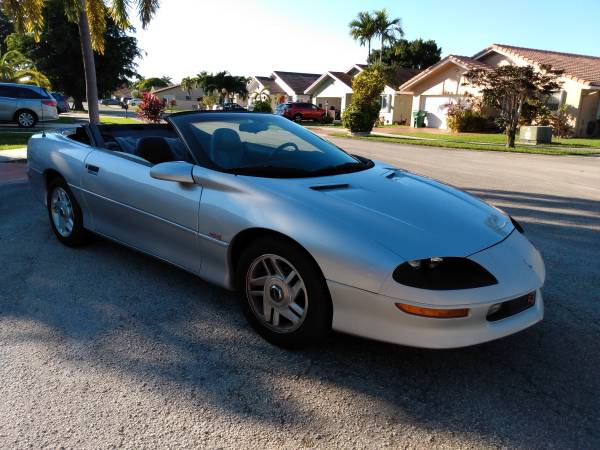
[310,183,350,191]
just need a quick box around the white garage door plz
[423,96,463,129]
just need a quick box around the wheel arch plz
[41,169,64,206]
[228,227,329,289]
[13,108,38,124]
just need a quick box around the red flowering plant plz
[137,92,165,123]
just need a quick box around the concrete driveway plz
[0,140,599,448]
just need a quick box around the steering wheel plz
[269,142,299,160]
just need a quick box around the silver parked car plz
[0,82,59,128]
[27,112,545,349]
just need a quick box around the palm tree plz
[0,49,51,89]
[373,9,403,64]
[195,71,248,105]
[223,75,249,103]
[194,71,213,94]
[252,87,270,102]
[1,0,160,124]
[349,11,376,60]
[181,76,195,100]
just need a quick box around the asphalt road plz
[0,140,599,449]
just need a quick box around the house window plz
[380,94,391,112]
[546,90,566,111]
[185,95,191,101]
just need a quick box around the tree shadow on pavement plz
[1,183,599,448]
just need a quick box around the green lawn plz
[330,132,600,156]
[0,116,140,150]
[54,116,79,124]
[0,131,34,150]
[99,116,141,124]
[373,128,600,149]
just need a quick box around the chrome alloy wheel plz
[18,111,35,127]
[246,254,308,333]
[50,187,74,237]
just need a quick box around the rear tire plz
[236,237,332,348]
[15,109,38,128]
[47,178,91,247]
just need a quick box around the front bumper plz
[328,230,545,349]
[329,281,543,349]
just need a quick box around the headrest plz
[135,136,173,165]
[210,128,243,169]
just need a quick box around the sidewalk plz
[0,148,27,162]
[309,126,598,153]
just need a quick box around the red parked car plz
[275,102,326,122]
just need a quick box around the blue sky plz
[132,0,599,81]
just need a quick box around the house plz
[247,71,321,109]
[304,64,419,124]
[150,84,205,110]
[399,44,600,136]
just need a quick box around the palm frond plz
[86,0,108,53]
[136,0,159,28]
[1,0,45,39]
[109,0,131,28]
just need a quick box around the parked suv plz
[0,82,58,128]
[275,102,325,122]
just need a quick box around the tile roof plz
[398,55,492,91]
[448,55,493,71]
[488,44,600,86]
[152,84,181,94]
[255,76,284,93]
[272,71,322,94]
[328,71,354,88]
[383,67,422,89]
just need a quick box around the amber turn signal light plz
[395,303,469,318]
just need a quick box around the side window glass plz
[0,86,17,97]
[18,88,42,99]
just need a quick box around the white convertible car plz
[27,112,545,348]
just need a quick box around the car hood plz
[254,162,513,261]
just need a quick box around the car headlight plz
[393,257,497,290]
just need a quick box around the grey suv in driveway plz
[0,82,59,128]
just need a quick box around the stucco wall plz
[153,86,205,110]
[311,78,352,99]
[379,93,412,125]
[405,50,593,134]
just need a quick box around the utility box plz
[519,126,553,144]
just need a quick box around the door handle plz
[86,164,100,175]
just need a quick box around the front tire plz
[15,110,38,128]
[294,113,303,123]
[236,238,332,348]
[47,178,90,247]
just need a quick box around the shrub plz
[342,66,385,133]
[342,101,380,133]
[137,92,164,123]
[550,104,574,138]
[321,113,333,124]
[253,99,272,113]
[445,98,487,132]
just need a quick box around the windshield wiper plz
[223,165,312,178]
[309,160,372,176]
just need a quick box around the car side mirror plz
[150,161,195,184]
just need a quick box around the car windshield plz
[169,112,372,178]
